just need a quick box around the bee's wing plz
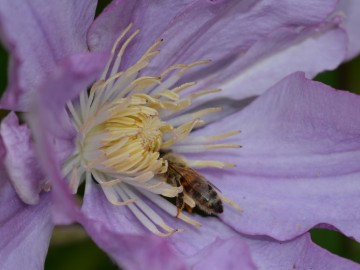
[172,162,223,193]
[207,180,222,193]
[167,162,200,186]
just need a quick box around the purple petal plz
[82,183,256,269]
[82,182,146,234]
[88,1,347,116]
[81,182,186,270]
[0,0,97,110]
[168,217,257,269]
[145,0,340,76]
[88,0,193,62]
[85,226,186,270]
[188,72,360,241]
[0,112,44,205]
[338,0,360,59]
[0,172,53,270]
[31,52,109,140]
[188,238,255,270]
[169,216,359,270]
[206,23,347,101]
[28,52,108,224]
[247,233,360,270]
[81,183,257,269]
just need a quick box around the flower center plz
[100,99,166,176]
[64,23,241,236]
[136,116,163,151]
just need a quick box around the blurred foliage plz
[311,229,360,264]
[315,56,360,94]
[96,0,112,16]
[0,45,7,92]
[45,226,118,270]
[0,3,360,268]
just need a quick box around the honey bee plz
[162,152,223,217]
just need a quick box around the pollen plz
[64,23,241,236]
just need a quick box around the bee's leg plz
[185,204,193,213]
[176,191,184,218]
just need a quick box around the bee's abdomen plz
[185,181,223,215]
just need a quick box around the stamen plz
[125,177,181,197]
[82,81,107,121]
[138,189,202,227]
[162,119,203,148]
[169,107,221,127]
[160,64,187,78]
[189,88,221,99]
[86,80,107,118]
[99,178,123,187]
[100,23,134,80]
[171,143,240,153]
[79,90,87,124]
[171,82,197,94]
[120,186,180,236]
[126,39,163,76]
[62,153,81,177]
[217,192,243,213]
[67,101,82,131]
[110,29,140,79]
[69,166,81,193]
[183,193,196,208]
[154,90,179,101]
[181,130,241,144]
[188,160,236,168]
[85,154,111,171]
[104,137,130,156]
[184,59,212,70]
[101,186,137,206]
[150,60,211,96]
[117,76,161,98]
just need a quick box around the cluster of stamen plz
[63,23,240,236]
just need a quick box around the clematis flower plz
[1,0,360,269]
